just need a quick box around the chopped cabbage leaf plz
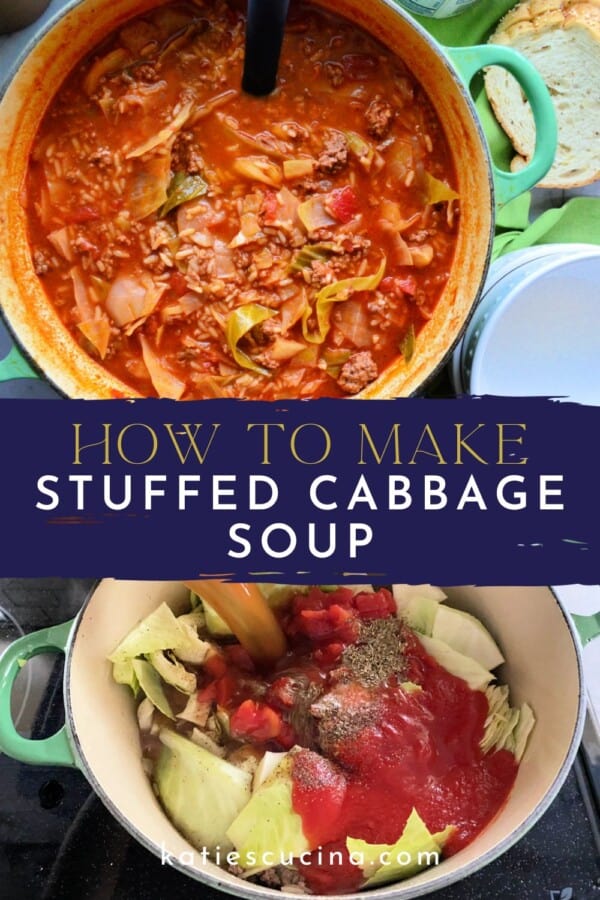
[112,658,140,697]
[132,658,175,719]
[297,196,336,232]
[140,335,186,399]
[217,115,290,160]
[129,153,171,220]
[226,751,309,869]
[348,808,454,887]
[173,610,212,664]
[147,650,196,694]
[47,227,74,262]
[423,172,459,205]
[233,156,282,187]
[106,272,166,328]
[481,686,535,762]
[514,702,535,762]
[83,48,130,96]
[69,266,95,320]
[289,242,335,273]
[177,691,213,728]
[253,750,287,791]
[109,602,187,662]
[302,257,386,344]
[401,596,440,635]
[416,633,494,691]
[160,172,208,217]
[392,584,447,609]
[225,303,276,375]
[283,158,315,179]
[432,606,505,671]
[78,317,111,359]
[344,131,375,170]
[401,323,416,363]
[155,730,252,853]
[400,681,423,694]
[126,101,193,159]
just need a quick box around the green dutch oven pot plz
[0,581,596,899]
[0,0,556,396]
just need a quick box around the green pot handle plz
[447,45,557,208]
[0,619,78,767]
[0,345,39,384]
[572,612,600,648]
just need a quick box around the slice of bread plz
[484,0,600,188]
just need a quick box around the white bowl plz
[451,245,600,401]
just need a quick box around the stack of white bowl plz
[451,244,600,403]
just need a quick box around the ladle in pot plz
[242,0,290,96]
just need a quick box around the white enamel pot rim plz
[0,0,556,399]
[0,581,587,900]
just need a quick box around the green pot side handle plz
[0,344,40,384]
[572,612,600,648]
[0,619,78,767]
[447,45,558,208]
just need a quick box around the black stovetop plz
[1,578,599,900]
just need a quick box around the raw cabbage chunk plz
[226,752,309,869]
[416,634,494,691]
[155,730,252,853]
[432,605,505,671]
[347,808,454,887]
[132,658,174,719]
[109,602,187,663]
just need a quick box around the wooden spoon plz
[184,580,287,664]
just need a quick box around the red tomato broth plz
[195,588,517,893]
[25,0,459,399]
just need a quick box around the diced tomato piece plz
[224,644,256,672]
[380,274,417,298]
[214,673,237,707]
[313,642,344,665]
[353,588,396,620]
[203,652,228,678]
[266,676,299,709]
[292,590,326,614]
[169,271,188,297]
[261,190,279,224]
[326,186,359,224]
[196,683,217,704]
[321,587,354,610]
[297,604,360,644]
[277,721,297,750]
[230,699,283,742]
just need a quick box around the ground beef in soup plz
[25,0,459,399]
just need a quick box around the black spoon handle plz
[242,0,290,96]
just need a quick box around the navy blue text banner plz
[1,397,597,583]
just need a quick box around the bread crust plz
[485,0,600,188]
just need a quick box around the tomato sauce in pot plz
[199,587,517,893]
[25,0,459,399]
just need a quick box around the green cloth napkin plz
[412,1,600,257]
[492,197,600,258]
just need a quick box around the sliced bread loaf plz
[484,0,600,188]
